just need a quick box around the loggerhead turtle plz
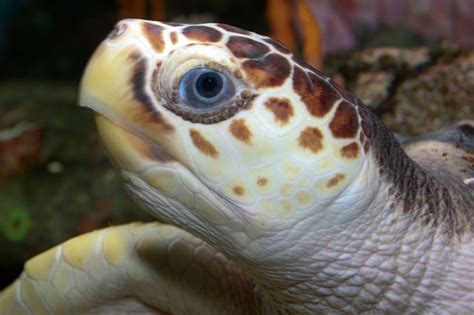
[0,19,473,314]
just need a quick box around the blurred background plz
[0,0,473,289]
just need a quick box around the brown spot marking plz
[257,177,268,186]
[264,97,294,125]
[327,173,345,188]
[233,186,245,196]
[403,201,411,213]
[217,23,251,35]
[422,215,432,226]
[264,38,290,54]
[341,142,359,159]
[292,67,340,117]
[169,31,178,44]
[189,129,219,158]
[182,26,222,42]
[142,22,165,53]
[298,127,324,154]
[229,119,252,144]
[242,53,291,88]
[329,101,360,139]
[227,36,270,59]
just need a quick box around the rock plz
[330,47,473,137]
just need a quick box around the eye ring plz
[154,59,255,124]
[158,63,256,124]
[178,68,233,111]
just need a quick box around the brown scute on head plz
[169,31,178,44]
[341,142,359,159]
[264,97,294,125]
[298,127,324,154]
[142,22,166,53]
[257,177,268,186]
[226,36,270,59]
[129,52,173,131]
[217,23,251,35]
[329,101,360,139]
[264,38,290,54]
[327,173,345,188]
[229,119,252,144]
[182,26,223,42]
[293,67,339,118]
[242,54,291,88]
[189,129,219,158]
[233,186,245,196]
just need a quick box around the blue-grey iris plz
[179,68,235,111]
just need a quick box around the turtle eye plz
[179,68,235,112]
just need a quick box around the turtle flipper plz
[0,223,266,314]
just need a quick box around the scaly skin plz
[0,223,270,314]
[1,19,473,314]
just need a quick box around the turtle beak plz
[79,20,174,172]
[78,20,141,123]
[94,114,172,173]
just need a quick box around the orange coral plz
[266,0,323,69]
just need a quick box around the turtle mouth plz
[94,112,247,232]
[94,113,177,173]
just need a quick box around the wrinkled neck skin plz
[247,115,474,314]
[123,114,474,314]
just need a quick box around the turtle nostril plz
[108,22,127,40]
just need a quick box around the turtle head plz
[79,19,375,261]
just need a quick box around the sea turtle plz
[1,19,473,314]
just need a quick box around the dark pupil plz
[195,72,223,98]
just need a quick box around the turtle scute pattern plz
[86,19,373,226]
[0,223,262,314]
